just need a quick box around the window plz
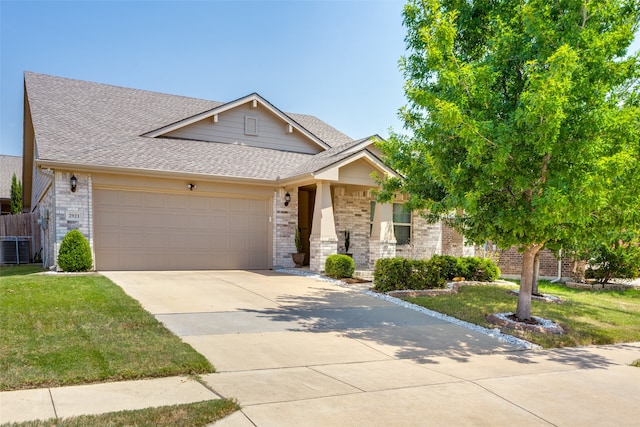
[369,202,412,244]
[393,203,411,245]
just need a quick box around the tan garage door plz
[94,189,270,270]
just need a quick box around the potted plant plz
[291,227,305,267]
[344,230,352,258]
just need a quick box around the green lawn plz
[2,399,240,427]
[0,266,213,391]
[403,280,640,348]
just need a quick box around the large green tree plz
[380,0,640,319]
[10,173,22,214]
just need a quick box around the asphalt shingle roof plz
[25,72,363,181]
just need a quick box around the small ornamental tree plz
[58,229,93,272]
[379,0,640,320]
[10,173,22,214]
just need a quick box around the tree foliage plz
[10,173,22,214]
[380,0,640,319]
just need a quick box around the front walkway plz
[2,270,640,426]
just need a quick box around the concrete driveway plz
[104,270,640,427]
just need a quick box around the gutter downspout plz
[550,249,563,283]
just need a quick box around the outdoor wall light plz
[70,175,77,192]
[187,183,196,191]
[284,192,291,206]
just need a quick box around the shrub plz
[422,256,450,288]
[58,229,93,272]
[325,254,355,279]
[407,259,430,290]
[459,257,500,281]
[373,255,500,292]
[374,257,411,292]
[582,233,640,283]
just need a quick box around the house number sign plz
[66,210,82,222]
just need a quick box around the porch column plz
[369,201,396,269]
[309,181,338,272]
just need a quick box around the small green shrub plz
[459,257,500,281]
[325,254,355,279]
[407,259,430,290]
[582,233,640,283]
[374,257,411,292]
[433,255,461,280]
[58,229,93,272]
[421,256,449,288]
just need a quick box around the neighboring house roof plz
[24,72,389,183]
[0,155,22,199]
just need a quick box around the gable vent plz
[245,115,259,136]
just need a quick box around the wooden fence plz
[0,212,42,262]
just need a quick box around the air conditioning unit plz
[0,237,31,264]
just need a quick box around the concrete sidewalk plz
[2,270,640,426]
[0,376,219,424]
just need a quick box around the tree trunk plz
[516,243,544,320]
[532,252,540,295]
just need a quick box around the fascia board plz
[34,159,279,187]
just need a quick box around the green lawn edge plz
[0,399,240,427]
[1,266,213,391]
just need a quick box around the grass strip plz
[0,399,240,427]
[403,280,640,348]
[1,266,213,391]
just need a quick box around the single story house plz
[22,72,475,271]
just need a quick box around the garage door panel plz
[94,189,270,270]
[143,193,167,208]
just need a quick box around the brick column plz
[309,181,337,272]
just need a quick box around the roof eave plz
[35,159,282,187]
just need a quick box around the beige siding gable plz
[338,158,382,186]
[164,104,323,154]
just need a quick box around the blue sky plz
[1,1,638,158]
[0,0,408,156]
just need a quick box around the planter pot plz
[291,252,305,268]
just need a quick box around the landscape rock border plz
[486,313,564,335]
[565,281,640,291]
[386,280,515,298]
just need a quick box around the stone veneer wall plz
[332,188,372,268]
[273,188,298,269]
[309,236,338,272]
[49,171,94,270]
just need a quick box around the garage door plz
[94,189,270,270]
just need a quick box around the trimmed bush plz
[459,257,501,281]
[58,230,93,272]
[374,257,411,292]
[325,254,355,279]
[373,255,500,292]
